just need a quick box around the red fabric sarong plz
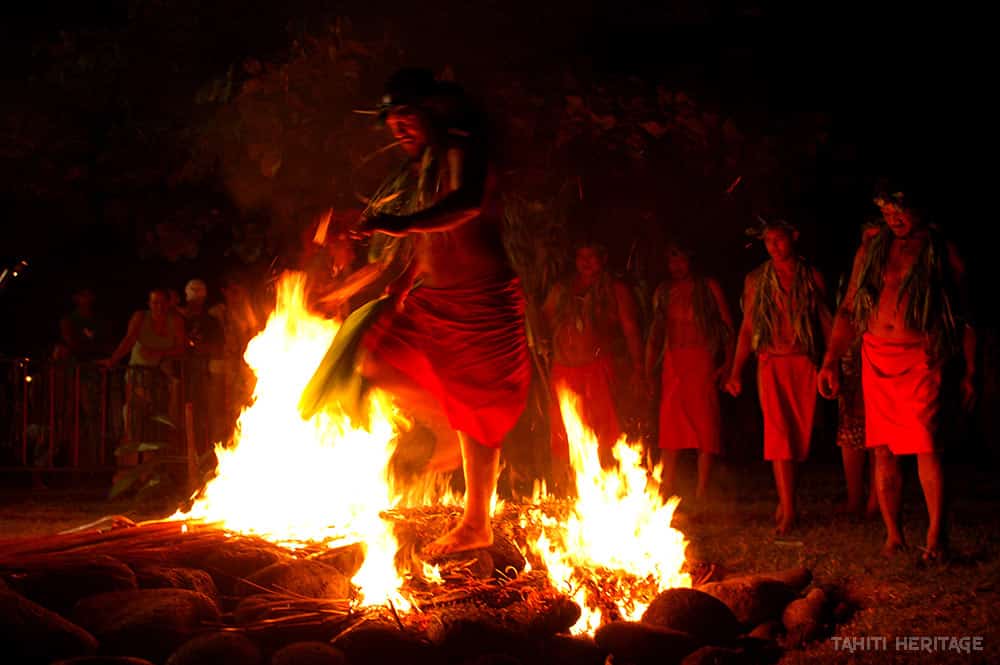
[862,332,941,455]
[362,277,530,447]
[756,353,817,461]
[658,347,721,454]
[549,358,621,458]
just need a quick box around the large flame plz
[529,388,691,634]
[173,272,688,626]
[177,272,410,608]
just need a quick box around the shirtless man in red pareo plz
[646,242,734,501]
[540,241,643,480]
[354,69,530,555]
[819,186,976,561]
[725,220,831,535]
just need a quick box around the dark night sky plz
[0,1,990,354]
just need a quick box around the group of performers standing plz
[305,68,976,562]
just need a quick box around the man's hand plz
[961,372,977,412]
[713,365,730,391]
[723,374,742,397]
[352,213,408,239]
[349,216,376,240]
[817,362,840,399]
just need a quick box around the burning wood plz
[0,272,848,664]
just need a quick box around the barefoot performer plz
[818,186,975,560]
[645,242,733,500]
[834,336,878,518]
[725,219,831,535]
[831,264,877,519]
[541,241,643,477]
[316,68,530,555]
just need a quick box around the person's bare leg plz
[838,447,867,515]
[424,432,499,555]
[695,451,714,501]
[362,352,460,471]
[874,446,905,556]
[661,449,680,498]
[361,353,441,416]
[773,460,797,535]
[916,451,945,558]
[424,419,462,472]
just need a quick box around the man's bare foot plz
[775,515,797,536]
[880,539,906,558]
[423,522,493,557]
[919,536,948,565]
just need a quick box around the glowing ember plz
[528,388,691,634]
[176,272,411,608]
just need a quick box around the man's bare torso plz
[663,280,705,350]
[760,264,808,355]
[412,218,511,288]
[551,279,619,366]
[866,232,927,343]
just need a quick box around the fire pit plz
[0,273,844,664]
[0,508,834,665]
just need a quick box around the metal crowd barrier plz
[0,356,249,478]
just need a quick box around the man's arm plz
[614,280,644,377]
[362,148,488,236]
[644,283,667,381]
[104,311,144,365]
[821,246,864,366]
[948,241,977,410]
[812,267,834,345]
[708,278,735,377]
[817,243,866,397]
[316,263,384,305]
[725,273,756,396]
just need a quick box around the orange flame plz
[173,273,686,624]
[175,272,416,608]
[529,388,691,634]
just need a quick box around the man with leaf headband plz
[818,186,975,561]
[646,242,734,501]
[305,68,530,555]
[726,219,831,535]
[541,240,644,479]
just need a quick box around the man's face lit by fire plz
[666,248,691,280]
[387,108,429,157]
[575,247,605,281]
[763,228,796,262]
[877,201,918,238]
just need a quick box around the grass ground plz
[1,459,998,664]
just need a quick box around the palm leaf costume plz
[298,150,447,421]
[649,276,730,368]
[851,222,963,361]
[748,259,825,363]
